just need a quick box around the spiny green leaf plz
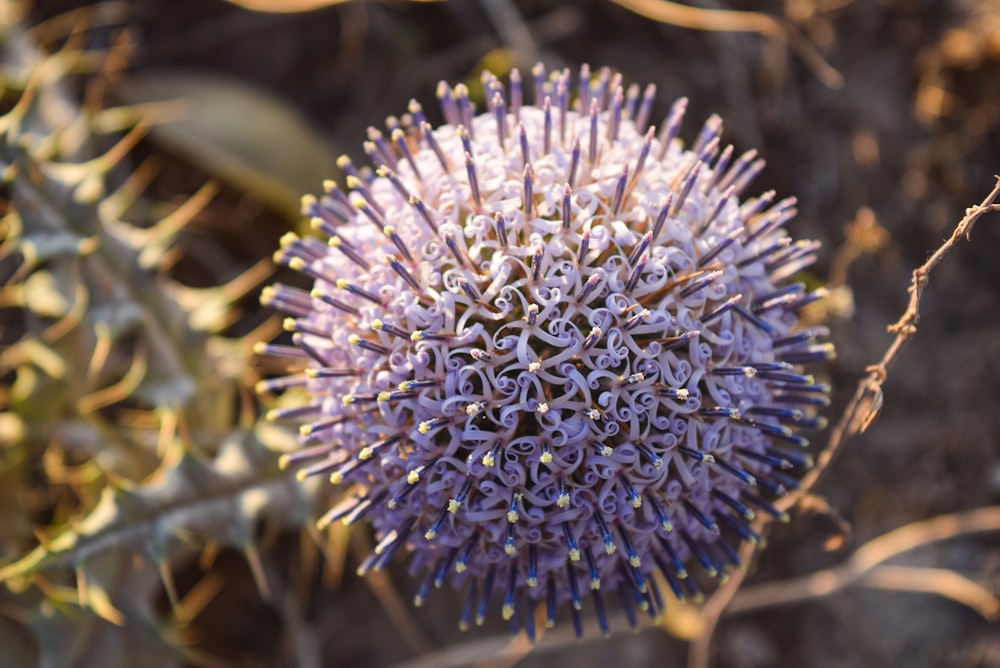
[0,425,311,585]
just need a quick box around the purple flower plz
[259,64,832,638]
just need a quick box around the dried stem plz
[350,532,436,655]
[607,0,843,88]
[728,506,1000,618]
[687,177,1000,668]
[789,176,1000,506]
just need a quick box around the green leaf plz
[118,72,337,220]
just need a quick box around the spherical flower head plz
[261,64,833,637]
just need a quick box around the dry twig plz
[607,0,843,88]
[728,506,1000,618]
[687,177,1000,668]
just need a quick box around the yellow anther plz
[300,194,317,214]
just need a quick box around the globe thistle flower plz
[259,63,832,638]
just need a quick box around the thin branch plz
[785,176,1000,509]
[687,178,1000,668]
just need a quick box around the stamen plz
[679,269,723,299]
[510,68,522,120]
[678,528,718,577]
[458,578,478,631]
[635,83,656,131]
[608,85,623,141]
[701,294,743,325]
[455,84,474,138]
[335,278,383,305]
[417,122,449,172]
[383,225,413,263]
[577,230,591,265]
[327,235,371,270]
[464,151,482,211]
[584,546,602,590]
[531,244,545,282]
[711,489,756,521]
[646,492,673,532]
[492,91,507,148]
[594,512,617,555]
[502,566,517,620]
[610,163,629,215]
[408,195,440,236]
[698,227,743,268]
[475,566,496,625]
[651,195,673,240]
[386,256,422,291]
[527,544,539,587]
[523,164,535,217]
[519,122,531,168]
[493,211,509,248]
[562,522,581,561]
[657,97,688,160]
[436,81,460,126]
[561,183,573,230]
[567,137,581,187]
[682,498,720,534]
[543,96,552,155]
[566,561,582,611]
[588,98,600,165]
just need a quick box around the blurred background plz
[6,0,1000,665]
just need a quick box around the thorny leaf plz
[0,426,310,585]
